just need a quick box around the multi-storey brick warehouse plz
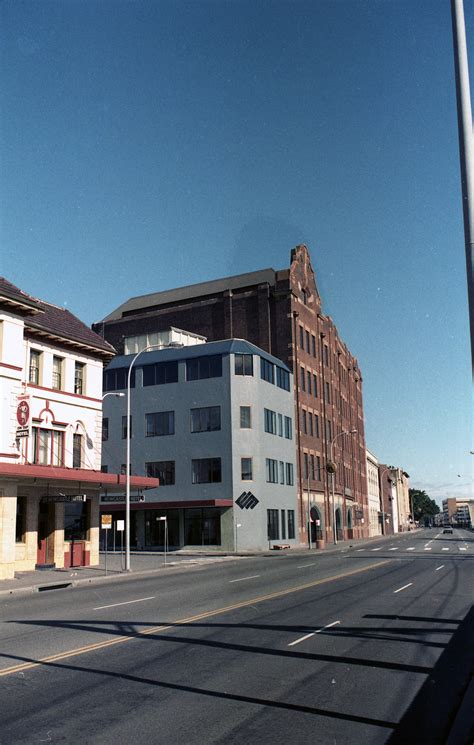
[93,245,369,546]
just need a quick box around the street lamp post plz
[329,429,357,545]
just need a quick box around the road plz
[0,528,473,744]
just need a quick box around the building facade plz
[390,468,411,531]
[94,244,369,546]
[441,497,474,527]
[366,449,382,536]
[0,278,156,580]
[101,339,298,551]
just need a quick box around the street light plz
[329,429,357,545]
[102,392,126,400]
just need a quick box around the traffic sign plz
[101,514,112,529]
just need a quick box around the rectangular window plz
[288,510,295,539]
[313,373,318,397]
[235,354,253,375]
[186,355,222,381]
[302,410,307,434]
[146,411,175,437]
[64,500,89,541]
[281,509,287,540]
[184,508,221,546]
[300,366,305,391]
[277,413,283,437]
[192,458,221,484]
[299,325,304,348]
[307,370,312,395]
[315,414,320,438]
[120,463,132,475]
[122,415,131,439]
[310,454,315,480]
[324,345,329,366]
[279,461,285,484]
[52,430,64,466]
[316,456,321,480]
[52,356,63,390]
[265,458,278,483]
[308,412,313,437]
[284,416,292,439]
[191,406,221,433]
[74,362,85,395]
[303,452,309,480]
[142,361,178,386]
[240,406,251,428]
[325,381,331,404]
[305,330,310,353]
[326,419,332,441]
[145,460,175,486]
[103,367,135,392]
[286,462,294,485]
[241,457,253,480]
[73,433,82,468]
[29,350,40,384]
[264,408,277,435]
[260,358,275,384]
[15,496,27,543]
[267,509,279,540]
[102,418,109,442]
[101,465,108,473]
[276,367,290,391]
[311,335,316,357]
[32,428,49,465]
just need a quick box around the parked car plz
[443,527,453,534]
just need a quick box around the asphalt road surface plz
[1,528,473,745]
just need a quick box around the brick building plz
[93,245,369,546]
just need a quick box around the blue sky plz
[1,0,472,504]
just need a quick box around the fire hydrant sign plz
[101,514,112,530]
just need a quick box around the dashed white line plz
[371,548,382,552]
[393,583,413,594]
[94,596,155,611]
[288,620,341,647]
[388,547,399,551]
[424,547,432,551]
[459,547,467,551]
[435,565,445,571]
[297,563,316,569]
[442,548,450,552]
[406,547,415,551]
[229,575,260,583]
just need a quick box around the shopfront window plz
[64,501,89,541]
[15,496,27,542]
[184,508,221,545]
[144,510,180,547]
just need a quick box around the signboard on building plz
[16,395,31,439]
[100,495,143,503]
[116,520,125,531]
[41,495,87,503]
[101,514,112,530]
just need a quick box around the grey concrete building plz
[100,339,298,551]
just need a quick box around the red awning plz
[0,462,158,490]
[100,499,234,511]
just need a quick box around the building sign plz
[16,395,31,439]
[236,491,259,510]
[100,495,143,503]
[41,495,87,503]
[101,514,112,529]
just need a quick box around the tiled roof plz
[0,277,116,358]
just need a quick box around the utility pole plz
[451,0,474,375]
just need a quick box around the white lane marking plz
[356,549,364,552]
[442,548,450,551]
[229,575,260,583]
[435,565,445,571]
[288,620,341,647]
[394,583,413,594]
[459,547,467,551]
[371,548,382,551]
[94,596,155,611]
[297,563,316,568]
[424,547,432,551]
[388,547,399,551]
[406,547,415,551]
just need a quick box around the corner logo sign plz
[236,491,259,510]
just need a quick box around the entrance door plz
[37,502,53,566]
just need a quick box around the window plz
[286,462,294,485]
[265,458,278,483]
[235,354,253,375]
[52,356,63,390]
[146,411,175,437]
[316,456,321,480]
[122,415,131,439]
[300,366,305,391]
[102,418,109,442]
[120,463,132,475]
[241,457,253,480]
[267,509,279,540]
[299,325,304,348]
[73,433,82,467]
[310,454,315,480]
[325,381,331,404]
[276,366,290,391]
[29,350,40,384]
[326,419,332,441]
[51,430,63,466]
[191,406,221,432]
[192,458,221,484]
[64,500,89,541]
[185,508,221,545]
[240,406,251,428]
[308,412,313,436]
[302,410,307,434]
[101,465,108,473]
[313,373,318,397]
[15,497,27,543]
[288,510,296,539]
[264,408,277,435]
[143,361,178,386]
[307,370,312,394]
[103,367,135,391]
[303,452,309,479]
[315,414,320,438]
[305,330,310,353]
[284,416,292,439]
[146,460,175,485]
[281,509,286,539]
[186,355,222,381]
[311,335,316,357]
[324,345,329,366]
[277,413,283,437]
[260,357,274,384]
[74,362,85,395]
[32,428,63,466]
[279,461,285,484]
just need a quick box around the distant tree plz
[409,489,440,522]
